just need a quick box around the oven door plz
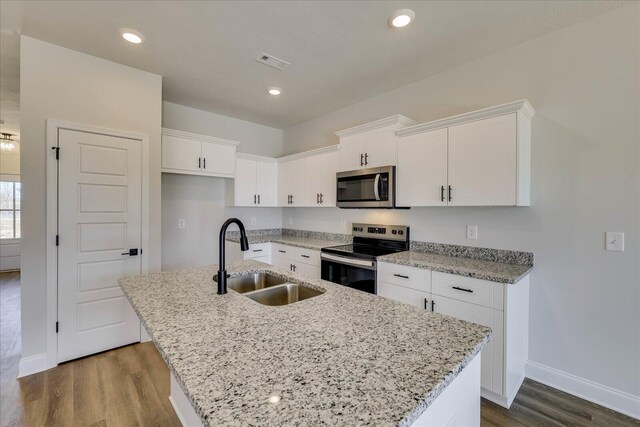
[336,166,394,208]
[320,253,376,294]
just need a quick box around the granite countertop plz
[377,251,532,284]
[119,261,491,426]
[227,234,347,251]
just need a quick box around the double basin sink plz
[214,272,324,306]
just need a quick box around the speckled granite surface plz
[378,251,532,284]
[410,241,533,265]
[226,228,351,250]
[120,261,491,427]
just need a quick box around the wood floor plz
[1,272,638,427]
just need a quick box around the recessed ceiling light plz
[389,9,415,28]
[268,88,281,96]
[122,31,143,44]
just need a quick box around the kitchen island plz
[119,260,491,426]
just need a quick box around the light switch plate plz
[178,218,186,229]
[605,232,624,252]
[466,225,478,240]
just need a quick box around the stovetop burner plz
[321,223,410,260]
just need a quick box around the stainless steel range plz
[320,223,410,294]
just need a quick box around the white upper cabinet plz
[279,146,339,207]
[305,149,339,207]
[397,128,449,207]
[448,114,517,206]
[278,157,307,207]
[336,115,416,172]
[396,100,535,207]
[161,128,239,178]
[227,154,278,207]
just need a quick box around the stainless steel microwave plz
[336,166,395,208]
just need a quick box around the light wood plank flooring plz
[1,272,638,426]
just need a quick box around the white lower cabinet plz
[268,243,321,279]
[377,262,529,409]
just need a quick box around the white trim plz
[162,127,240,147]
[277,144,340,163]
[335,115,416,137]
[236,152,278,163]
[396,100,535,137]
[17,353,48,378]
[526,360,640,420]
[45,119,150,373]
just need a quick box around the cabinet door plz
[339,134,363,172]
[161,135,202,173]
[271,255,291,271]
[294,262,321,279]
[201,141,236,176]
[319,151,339,207]
[256,160,278,207]
[306,151,338,207]
[288,158,307,207]
[361,125,397,168]
[433,295,504,395]
[377,281,432,310]
[234,158,257,206]
[278,161,293,206]
[448,114,517,206]
[397,128,448,207]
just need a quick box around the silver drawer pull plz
[452,286,473,293]
[393,274,409,279]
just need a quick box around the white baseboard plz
[18,353,49,378]
[526,360,640,420]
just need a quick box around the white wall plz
[20,37,162,360]
[161,102,283,270]
[0,149,20,175]
[282,4,640,407]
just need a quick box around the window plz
[0,181,20,239]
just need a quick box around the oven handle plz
[321,253,376,270]
[374,174,381,201]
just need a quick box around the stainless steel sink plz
[245,284,324,306]
[214,273,287,294]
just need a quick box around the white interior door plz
[57,128,142,363]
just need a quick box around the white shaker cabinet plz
[336,115,416,172]
[377,261,530,409]
[227,154,278,207]
[278,157,307,207]
[396,100,534,207]
[397,127,449,207]
[305,148,339,207]
[161,128,239,178]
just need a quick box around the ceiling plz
[0,1,625,134]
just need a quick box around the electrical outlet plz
[466,225,478,240]
[251,217,257,226]
[605,232,624,252]
[178,218,186,229]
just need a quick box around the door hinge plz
[55,321,59,333]
[51,146,60,160]
[56,235,59,246]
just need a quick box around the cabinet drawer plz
[432,271,503,310]
[288,246,321,266]
[244,243,271,259]
[378,281,431,310]
[378,262,431,292]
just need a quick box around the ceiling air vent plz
[255,53,290,71]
